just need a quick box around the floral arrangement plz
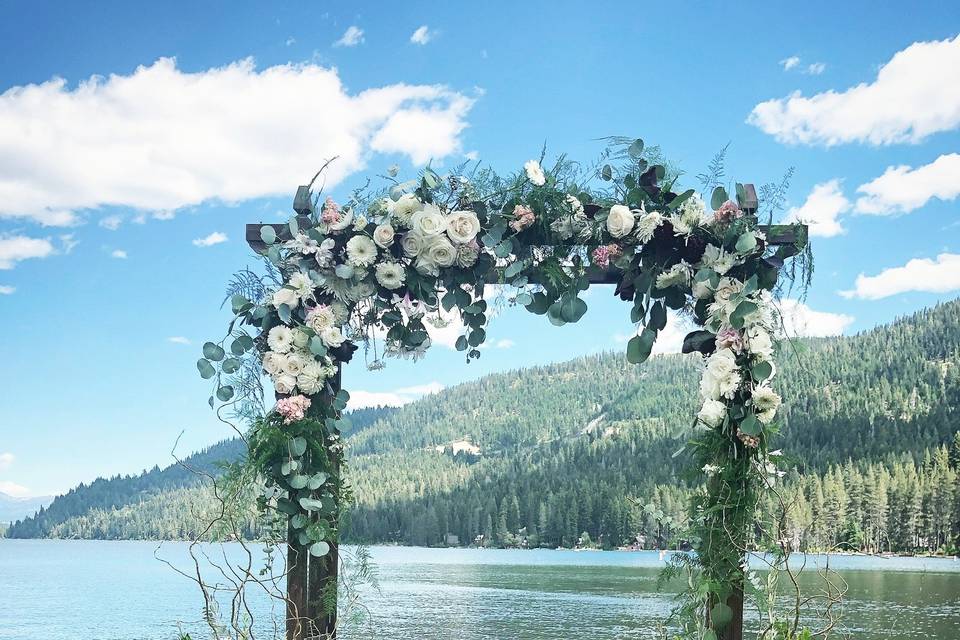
[198,137,809,636]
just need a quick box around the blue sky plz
[1,2,959,497]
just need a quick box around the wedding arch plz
[198,138,809,640]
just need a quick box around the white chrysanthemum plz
[446,210,481,244]
[288,272,314,299]
[331,301,350,325]
[262,351,284,375]
[411,204,448,237]
[456,243,479,268]
[606,205,635,238]
[425,235,457,268]
[392,193,423,227]
[346,235,378,268]
[656,261,692,289]
[321,327,346,348]
[297,362,328,395]
[282,352,309,377]
[350,280,376,300]
[400,231,424,257]
[753,384,781,424]
[373,223,395,249]
[315,238,335,267]
[697,399,727,427]
[274,373,297,395]
[701,244,737,275]
[272,287,299,310]
[524,159,546,186]
[285,232,321,255]
[267,326,294,354]
[634,210,662,243]
[671,194,706,236]
[375,262,406,290]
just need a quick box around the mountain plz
[6,299,960,553]
[0,491,53,525]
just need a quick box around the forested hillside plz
[8,300,960,554]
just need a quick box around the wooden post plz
[286,525,308,639]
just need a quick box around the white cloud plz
[0,58,473,226]
[780,56,801,71]
[192,231,228,247]
[167,336,191,345]
[99,215,122,230]
[0,480,31,498]
[776,299,854,337]
[334,26,364,47]
[749,34,960,145]
[0,285,14,294]
[840,253,960,300]
[285,37,296,47]
[410,25,434,45]
[59,234,79,254]
[349,381,445,408]
[782,180,850,237]
[0,452,13,470]
[111,249,127,259]
[0,235,55,269]
[805,62,826,75]
[493,338,514,349]
[855,153,960,215]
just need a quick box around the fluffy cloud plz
[0,452,13,471]
[192,231,228,247]
[167,336,191,345]
[855,153,960,215]
[111,249,127,259]
[0,235,54,269]
[99,215,122,230]
[805,62,826,75]
[0,58,473,226]
[777,299,854,337]
[0,480,31,498]
[840,253,960,300]
[782,180,850,237]
[0,285,14,294]
[349,381,445,408]
[334,26,364,47]
[749,35,960,145]
[780,56,800,71]
[410,26,434,45]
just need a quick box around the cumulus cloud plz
[777,299,854,337]
[410,26,434,45]
[0,480,31,498]
[749,34,960,145]
[840,253,960,300]
[0,452,13,470]
[782,180,850,237]
[0,235,55,269]
[780,56,801,71]
[0,58,474,226]
[334,26,364,47]
[349,381,445,408]
[855,153,960,215]
[99,215,122,230]
[111,249,127,259]
[0,285,14,294]
[805,62,826,75]
[192,231,228,247]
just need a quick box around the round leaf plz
[197,358,216,379]
[309,541,330,557]
[202,342,225,362]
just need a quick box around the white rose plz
[321,327,346,348]
[291,328,310,349]
[282,352,309,377]
[524,159,546,186]
[697,399,727,427]
[262,351,284,375]
[714,277,744,307]
[267,326,294,354]
[410,204,448,237]
[373,223,395,249]
[346,235,378,268]
[606,205,635,238]
[746,326,774,361]
[400,232,425,257]
[700,348,742,400]
[375,262,406,290]
[274,373,297,395]
[306,306,336,334]
[425,235,457,268]
[392,194,423,227]
[446,211,481,244]
[272,287,299,310]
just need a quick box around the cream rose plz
[697,399,727,427]
[425,235,457,268]
[262,351,284,375]
[291,328,310,349]
[446,210,481,244]
[410,204,447,237]
[606,205,635,238]
[282,352,309,377]
[274,373,297,395]
[373,224,395,249]
[272,287,299,310]
[321,327,346,348]
[400,232,424,257]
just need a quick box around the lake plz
[0,540,958,639]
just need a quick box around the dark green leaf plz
[626,328,656,365]
[628,138,645,158]
[197,358,216,379]
[711,187,728,210]
[290,436,308,457]
[216,385,234,402]
[202,342,225,361]
[739,414,762,436]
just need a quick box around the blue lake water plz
[1,540,958,639]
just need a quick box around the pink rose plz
[509,204,536,232]
[713,200,742,224]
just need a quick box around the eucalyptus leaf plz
[711,187,729,211]
[739,414,762,436]
[197,358,216,379]
[735,231,758,254]
[309,541,330,557]
[216,385,234,402]
[290,436,308,457]
[202,342,225,362]
[628,138,645,158]
[289,475,309,490]
[260,225,277,245]
[626,328,656,365]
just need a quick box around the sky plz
[1,1,959,498]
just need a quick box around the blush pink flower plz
[713,200,742,224]
[509,204,536,232]
[321,197,341,225]
[737,429,759,449]
[715,327,745,353]
[592,244,622,268]
[276,395,312,424]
